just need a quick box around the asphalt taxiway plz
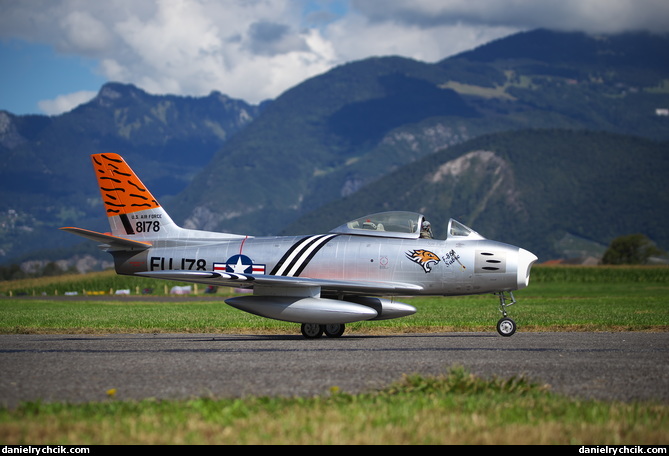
[1,332,667,408]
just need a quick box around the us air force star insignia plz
[214,255,266,274]
[230,255,250,273]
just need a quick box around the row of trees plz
[601,234,665,265]
[0,262,76,281]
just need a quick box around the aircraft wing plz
[137,270,423,295]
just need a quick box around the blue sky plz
[1,40,106,115]
[1,0,667,116]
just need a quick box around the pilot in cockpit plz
[420,219,433,239]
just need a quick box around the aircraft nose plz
[517,248,538,289]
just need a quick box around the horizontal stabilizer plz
[60,227,151,250]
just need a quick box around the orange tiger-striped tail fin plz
[91,153,177,238]
[93,153,160,215]
[62,153,245,250]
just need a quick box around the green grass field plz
[1,266,668,444]
[1,266,667,334]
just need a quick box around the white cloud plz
[323,11,516,63]
[60,10,114,53]
[37,90,97,116]
[2,0,668,114]
[351,0,669,34]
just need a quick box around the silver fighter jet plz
[62,153,538,338]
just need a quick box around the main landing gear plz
[300,323,346,339]
[300,293,520,339]
[495,291,517,337]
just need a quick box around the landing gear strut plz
[495,291,517,337]
[300,323,346,339]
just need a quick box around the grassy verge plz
[0,266,667,334]
[1,367,667,445]
[0,269,192,297]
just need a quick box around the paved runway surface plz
[1,332,667,407]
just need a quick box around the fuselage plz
[112,232,535,297]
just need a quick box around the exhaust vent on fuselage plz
[475,251,507,273]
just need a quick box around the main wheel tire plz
[301,323,324,339]
[496,317,517,337]
[323,323,345,338]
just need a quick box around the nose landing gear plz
[495,291,517,337]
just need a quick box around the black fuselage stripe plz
[291,236,334,277]
[270,236,312,275]
[282,235,329,276]
[270,234,337,276]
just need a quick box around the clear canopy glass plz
[330,211,483,240]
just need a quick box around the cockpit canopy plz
[329,211,484,240]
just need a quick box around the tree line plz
[0,262,77,281]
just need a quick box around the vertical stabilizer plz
[92,153,178,238]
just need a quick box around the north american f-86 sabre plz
[62,153,538,338]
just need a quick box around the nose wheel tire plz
[496,317,516,337]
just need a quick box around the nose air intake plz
[517,248,538,289]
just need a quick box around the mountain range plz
[1,29,668,269]
[0,84,263,264]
